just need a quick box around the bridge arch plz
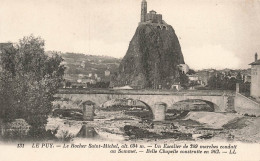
[169,99,220,112]
[101,98,154,120]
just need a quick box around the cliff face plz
[112,24,185,88]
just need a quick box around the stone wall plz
[234,93,260,116]
[146,13,162,23]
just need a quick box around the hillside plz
[54,52,121,83]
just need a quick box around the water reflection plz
[76,125,98,138]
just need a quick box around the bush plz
[59,130,74,142]
[2,130,27,141]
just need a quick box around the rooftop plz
[249,59,260,65]
[149,10,157,13]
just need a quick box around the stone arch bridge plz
[56,90,235,121]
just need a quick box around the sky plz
[0,0,260,70]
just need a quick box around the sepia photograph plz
[0,0,259,160]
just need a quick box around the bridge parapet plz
[58,89,234,96]
[235,93,260,116]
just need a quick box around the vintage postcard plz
[0,0,259,161]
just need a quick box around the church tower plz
[141,0,147,22]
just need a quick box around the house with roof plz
[105,69,110,76]
[178,64,189,74]
[249,53,260,100]
[187,74,199,82]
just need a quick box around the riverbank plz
[46,108,260,143]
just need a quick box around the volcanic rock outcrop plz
[111,0,186,89]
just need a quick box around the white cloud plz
[183,45,240,70]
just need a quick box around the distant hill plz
[49,52,121,83]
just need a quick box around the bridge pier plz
[153,102,167,121]
[82,101,95,121]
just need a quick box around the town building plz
[187,74,199,82]
[249,53,260,100]
[77,79,82,83]
[178,64,189,74]
[105,69,110,76]
[71,83,88,88]
[171,83,181,91]
[90,79,97,85]
[146,10,162,24]
[96,77,101,82]
[81,61,85,68]
[78,74,84,78]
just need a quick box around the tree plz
[208,73,223,89]
[208,72,242,91]
[208,74,218,89]
[0,35,65,139]
[178,70,189,85]
[65,81,72,88]
[236,72,243,84]
[187,69,196,75]
[227,77,237,90]
[189,80,199,87]
[221,75,230,89]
